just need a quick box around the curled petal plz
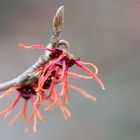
[45,84,58,111]
[0,87,18,99]
[19,43,56,53]
[0,94,21,117]
[31,96,46,123]
[58,61,69,104]
[33,114,37,133]
[68,84,96,102]
[67,72,92,79]
[8,100,28,127]
[55,89,71,120]
[78,60,99,75]
[25,113,34,132]
[61,77,69,104]
[75,61,105,90]
[57,98,71,120]
[58,60,66,81]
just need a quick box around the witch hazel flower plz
[0,41,105,132]
[0,84,47,132]
[0,6,105,132]
[20,40,105,121]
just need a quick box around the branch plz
[0,5,65,92]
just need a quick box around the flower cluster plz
[0,43,105,132]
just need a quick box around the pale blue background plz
[0,0,140,140]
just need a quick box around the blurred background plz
[0,0,140,140]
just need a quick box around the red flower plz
[0,85,46,132]
[21,43,105,116]
[0,43,105,132]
